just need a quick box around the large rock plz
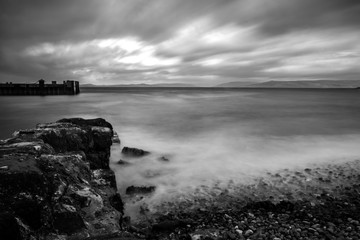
[126,185,156,195]
[11,118,114,170]
[57,118,113,131]
[0,212,23,240]
[0,118,123,239]
[122,147,150,157]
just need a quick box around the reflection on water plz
[1,88,360,214]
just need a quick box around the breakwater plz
[0,79,80,95]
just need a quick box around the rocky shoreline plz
[0,118,124,239]
[1,118,360,240]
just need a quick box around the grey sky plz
[1,0,359,86]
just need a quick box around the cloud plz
[0,0,360,85]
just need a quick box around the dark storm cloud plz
[253,0,360,36]
[0,0,359,85]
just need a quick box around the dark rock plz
[122,147,149,157]
[87,152,110,169]
[0,139,54,156]
[53,211,85,234]
[92,169,117,189]
[126,186,156,195]
[117,159,130,165]
[0,118,122,239]
[109,193,124,213]
[0,154,49,229]
[0,212,22,240]
[112,131,121,144]
[11,197,43,230]
[244,201,275,212]
[57,118,113,131]
[90,126,113,152]
[152,220,186,232]
[159,156,170,162]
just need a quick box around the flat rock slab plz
[125,186,156,195]
[122,147,149,157]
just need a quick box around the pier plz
[0,79,80,95]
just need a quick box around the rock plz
[112,131,121,144]
[159,156,170,162]
[126,185,156,195]
[0,138,55,156]
[117,159,130,165]
[0,212,23,240]
[0,118,122,239]
[57,118,113,131]
[87,152,110,170]
[92,169,117,189]
[152,220,186,232]
[244,229,254,237]
[90,126,113,151]
[109,193,124,213]
[244,201,275,212]
[53,209,85,235]
[122,147,149,157]
[190,229,219,240]
[15,118,115,170]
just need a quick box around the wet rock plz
[92,169,117,189]
[87,152,110,170]
[244,201,275,212]
[109,193,124,213]
[0,212,23,240]
[244,229,254,237]
[0,138,55,156]
[190,229,219,240]
[15,118,115,170]
[112,131,121,144]
[53,210,85,235]
[159,156,170,162]
[122,147,150,157]
[117,159,130,165]
[0,118,122,239]
[126,186,156,195]
[57,118,113,131]
[152,220,186,232]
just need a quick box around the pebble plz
[244,229,253,237]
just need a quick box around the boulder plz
[122,147,149,157]
[0,138,54,156]
[0,212,23,240]
[112,131,121,144]
[12,119,115,170]
[57,118,113,131]
[117,159,130,165]
[159,156,170,162]
[126,186,156,195]
[0,118,123,239]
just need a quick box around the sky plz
[0,0,360,86]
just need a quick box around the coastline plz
[0,118,124,239]
[1,118,360,239]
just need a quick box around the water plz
[1,88,360,213]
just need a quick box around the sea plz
[1,88,360,211]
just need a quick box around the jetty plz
[0,79,80,95]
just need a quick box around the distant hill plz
[215,81,259,88]
[216,80,360,88]
[82,83,196,88]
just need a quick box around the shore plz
[1,118,360,240]
[134,160,360,240]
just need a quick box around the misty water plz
[1,88,360,216]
